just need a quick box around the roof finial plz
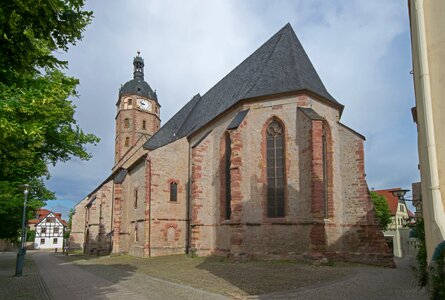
[137,50,141,56]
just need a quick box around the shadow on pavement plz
[32,252,140,299]
[195,256,354,296]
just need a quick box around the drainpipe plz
[186,142,192,254]
[110,181,115,254]
[413,0,445,239]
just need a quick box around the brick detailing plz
[311,120,325,219]
[310,223,326,255]
[161,223,181,241]
[190,140,208,250]
[112,183,123,254]
[229,127,245,256]
[297,95,309,106]
[219,133,229,222]
[323,122,334,218]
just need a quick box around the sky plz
[44,0,419,219]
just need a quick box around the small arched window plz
[266,120,285,218]
[124,118,130,128]
[125,137,130,147]
[224,133,232,220]
[142,120,146,130]
[170,182,177,202]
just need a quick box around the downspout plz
[110,181,114,253]
[414,0,445,237]
[186,142,192,254]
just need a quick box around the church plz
[70,24,393,266]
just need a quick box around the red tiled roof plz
[28,209,67,227]
[374,188,414,217]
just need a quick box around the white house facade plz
[34,211,66,250]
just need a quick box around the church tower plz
[115,52,160,164]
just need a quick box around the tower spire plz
[133,51,144,79]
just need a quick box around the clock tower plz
[114,52,160,164]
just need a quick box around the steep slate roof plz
[145,94,202,150]
[144,23,340,150]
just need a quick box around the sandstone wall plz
[149,138,189,256]
[70,197,89,250]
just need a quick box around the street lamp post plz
[15,184,29,277]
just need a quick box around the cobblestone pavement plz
[0,251,52,300]
[254,256,428,300]
[1,251,429,299]
[32,252,227,300]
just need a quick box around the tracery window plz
[266,120,285,218]
[224,133,232,220]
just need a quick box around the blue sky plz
[44,0,419,219]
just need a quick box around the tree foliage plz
[370,191,392,231]
[0,0,93,83]
[0,0,97,239]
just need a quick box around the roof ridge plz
[241,26,286,99]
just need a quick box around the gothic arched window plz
[224,133,232,220]
[266,120,285,218]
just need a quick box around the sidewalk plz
[32,252,227,300]
[254,256,428,299]
[0,251,429,299]
[0,252,52,300]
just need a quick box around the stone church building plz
[71,24,393,266]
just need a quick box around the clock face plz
[138,99,151,111]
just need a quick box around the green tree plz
[0,0,93,83]
[370,191,392,231]
[0,1,98,240]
